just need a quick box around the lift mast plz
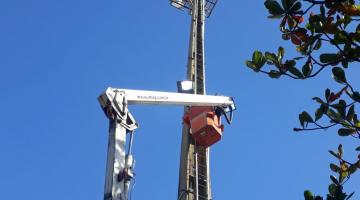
[170,1,218,200]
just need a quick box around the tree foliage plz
[246,0,360,199]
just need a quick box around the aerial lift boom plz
[99,87,235,200]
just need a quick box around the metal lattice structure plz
[171,0,218,18]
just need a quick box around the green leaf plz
[341,60,349,68]
[330,175,339,185]
[313,39,322,50]
[332,67,347,84]
[328,184,337,195]
[312,97,324,104]
[336,100,347,118]
[354,114,359,125]
[327,109,342,122]
[278,46,284,61]
[304,190,314,200]
[328,150,340,159]
[315,108,323,121]
[330,163,340,172]
[338,128,356,136]
[356,146,360,151]
[346,105,355,121]
[334,31,348,44]
[287,61,304,78]
[319,53,341,63]
[252,51,266,70]
[253,51,262,64]
[290,1,302,12]
[246,61,260,72]
[348,164,357,175]
[281,0,290,10]
[338,144,343,157]
[265,52,278,64]
[300,111,314,125]
[325,89,330,101]
[288,66,304,78]
[299,113,305,128]
[320,103,329,113]
[265,0,285,15]
[331,100,346,118]
[268,70,282,79]
[302,61,313,77]
[320,5,325,18]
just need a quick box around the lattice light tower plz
[170,1,218,200]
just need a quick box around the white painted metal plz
[104,121,128,200]
[99,87,234,108]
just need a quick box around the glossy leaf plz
[246,61,259,72]
[253,51,263,64]
[330,163,340,172]
[332,67,347,84]
[346,105,355,121]
[312,97,323,104]
[328,184,337,195]
[313,39,322,50]
[291,1,302,12]
[320,103,328,113]
[315,108,323,121]
[265,0,285,15]
[327,109,342,122]
[328,150,340,159]
[330,175,339,185]
[325,89,331,101]
[338,128,356,136]
[348,164,357,175]
[338,144,343,157]
[302,61,313,77]
[319,53,341,63]
[304,190,314,200]
[265,52,278,64]
[300,111,314,124]
[278,46,284,61]
[268,70,282,79]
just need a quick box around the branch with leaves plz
[245,0,360,199]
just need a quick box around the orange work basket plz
[183,106,224,148]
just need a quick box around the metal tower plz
[170,1,218,200]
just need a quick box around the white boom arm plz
[99,87,235,200]
[99,87,235,109]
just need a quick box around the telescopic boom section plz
[99,87,235,109]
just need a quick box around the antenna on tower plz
[170,0,218,18]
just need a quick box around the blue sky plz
[0,0,359,199]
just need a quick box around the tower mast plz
[170,1,218,200]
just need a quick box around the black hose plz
[215,106,233,124]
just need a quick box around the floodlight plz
[177,80,194,93]
[169,0,219,18]
[171,0,185,9]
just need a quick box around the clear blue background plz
[0,1,359,199]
